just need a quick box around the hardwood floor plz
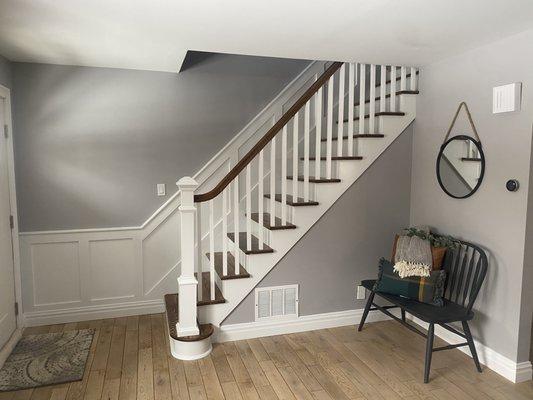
[1,315,531,400]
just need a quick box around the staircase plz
[166,61,420,359]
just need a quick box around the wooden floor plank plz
[197,356,225,400]
[258,360,295,400]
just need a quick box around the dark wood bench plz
[358,237,488,383]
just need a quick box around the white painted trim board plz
[0,84,23,330]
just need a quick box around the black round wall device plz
[506,179,519,192]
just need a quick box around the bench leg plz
[424,323,435,383]
[462,321,482,373]
[401,308,406,323]
[358,290,375,332]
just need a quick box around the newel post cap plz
[176,177,198,189]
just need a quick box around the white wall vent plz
[255,284,299,322]
[493,83,522,113]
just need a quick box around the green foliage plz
[404,227,460,249]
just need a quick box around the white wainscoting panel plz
[89,238,136,302]
[29,241,81,307]
[142,211,180,297]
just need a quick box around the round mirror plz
[436,135,485,199]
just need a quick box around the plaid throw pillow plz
[373,258,446,307]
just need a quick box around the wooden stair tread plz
[321,134,385,142]
[339,111,405,123]
[264,193,319,206]
[164,293,214,342]
[461,157,482,162]
[206,252,250,279]
[250,212,296,230]
[354,90,419,106]
[195,271,226,306]
[286,176,341,183]
[304,156,363,161]
[227,232,274,254]
[380,70,419,87]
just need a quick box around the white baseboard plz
[409,316,532,384]
[0,328,22,369]
[23,299,165,327]
[216,309,389,342]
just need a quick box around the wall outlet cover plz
[356,285,366,300]
[156,183,166,196]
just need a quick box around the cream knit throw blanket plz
[393,233,432,278]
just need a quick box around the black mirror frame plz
[436,134,485,199]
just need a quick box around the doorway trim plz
[0,84,23,330]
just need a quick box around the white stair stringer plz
[198,93,416,327]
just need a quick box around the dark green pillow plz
[373,258,446,307]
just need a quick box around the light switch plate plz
[493,83,521,113]
[156,183,166,196]
[356,285,366,300]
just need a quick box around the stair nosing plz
[248,212,297,230]
[354,90,419,106]
[206,251,251,280]
[321,134,385,142]
[286,176,341,183]
[264,194,319,206]
[338,111,405,124]
[227,232,274,254]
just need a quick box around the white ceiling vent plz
[255,285,299,322]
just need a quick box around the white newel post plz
[176,177,200,337]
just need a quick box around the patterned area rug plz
[0,329,94,392]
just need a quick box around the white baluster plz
[380,65,387,113]
[400,66,407,91]
[410,67,417,91]
[270,136,276,225]
[303,100,310,201]
[326,75,334,179]
[176,177,199,337]
[314,85,323,178]
[358,64,366,135]
[281,126,287,225]
[337,63,345,157]
[348,63,355,157]
[233,178,240,275]
[390,66,397,112]
[222,188,227,277]
[209,199,215,301]
[292,114,299,201]
[258,149,265,244]
[369,64,376,135]
[196,201,203,302]
[246,164,252,251]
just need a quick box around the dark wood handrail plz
[194,61,343,203]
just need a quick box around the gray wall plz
[0,55,12,89]
[521,129,533,363]
[410,29,533,362]
[224,126,413,324]
[11,54,309,231]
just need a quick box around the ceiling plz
[1,0,533,73]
